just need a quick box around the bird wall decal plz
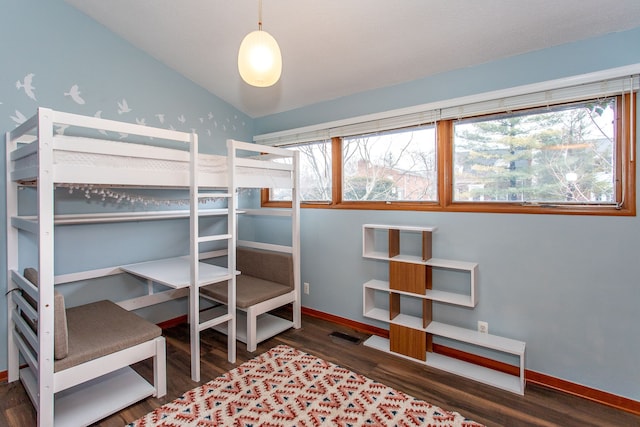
[16,73,37,101]
[10,110,26,126]
[117,99,131,114]
[64,84,85,104]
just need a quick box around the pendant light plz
[238,0,282,87]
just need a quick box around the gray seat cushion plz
[201,275,292,309]
[236,247,294,289]
[23,268,69,360]
[55,299,161,372]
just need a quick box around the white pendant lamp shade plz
[238,29,282,87]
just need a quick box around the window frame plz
[262,94,636,216]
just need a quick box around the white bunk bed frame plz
[5,107,300,426]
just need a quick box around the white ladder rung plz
[199,274,235,286]
[198,233,232,243]
[199,313,232,331]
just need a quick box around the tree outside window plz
[453,99,616,204]
[342,126,437,202]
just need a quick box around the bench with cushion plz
[22,268,166,426]
[200,246,296,351]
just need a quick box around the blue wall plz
[0,0,252,371]
[254,27,640,401]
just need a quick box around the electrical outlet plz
[304,282,310,295]
[478,321,488,334]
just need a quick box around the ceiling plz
[65,0,640,118]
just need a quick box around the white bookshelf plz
[361,224,526,395]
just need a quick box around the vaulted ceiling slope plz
[66,0,640,118]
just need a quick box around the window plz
[261,84,636,216]
[342,125,437,202]
[453,99,618,204]
[267,140,332,203]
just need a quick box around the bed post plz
[292,150,302,329]
[5,130,19,383]
[227,139,237,364]
[189,130,201,382]
[37,107,56,427]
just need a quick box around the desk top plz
[121,256,235,289]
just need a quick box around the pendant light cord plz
[258,0,263,30]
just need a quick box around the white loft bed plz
[5,107,301,426]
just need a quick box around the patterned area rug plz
[128,345,483,426]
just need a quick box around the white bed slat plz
[11,270,39,302]
[54,136,191,162]
[12,310,39,353]
[9,114,38,141]
[11,216,38,234]
[236,157,293,171]
[14,332,38,377]
[10,140,38,161]
[53,110,192,142]
[11,166,38,183]
[19,363,40,410]
[13,292,37,324]
[54,165,191,187]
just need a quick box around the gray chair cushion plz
[236,247,294,289]
[23,268,69,360]
[23,268,162,371]
[54,299,161,372]
[201,248,294,308]
[201,275,292,309]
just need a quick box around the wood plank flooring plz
[1,312,638,426]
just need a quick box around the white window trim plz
[254,64,640,146]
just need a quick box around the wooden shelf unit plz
[361,224,526,395]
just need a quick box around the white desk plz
[121,256,235,289]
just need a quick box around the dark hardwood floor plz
[2,312,639,426]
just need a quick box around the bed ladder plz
[188,134,236,382]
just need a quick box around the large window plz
[262,92,636,216]
[342,126,437,202]
[453,99,617,204]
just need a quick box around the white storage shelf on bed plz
[5,107,301,426]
